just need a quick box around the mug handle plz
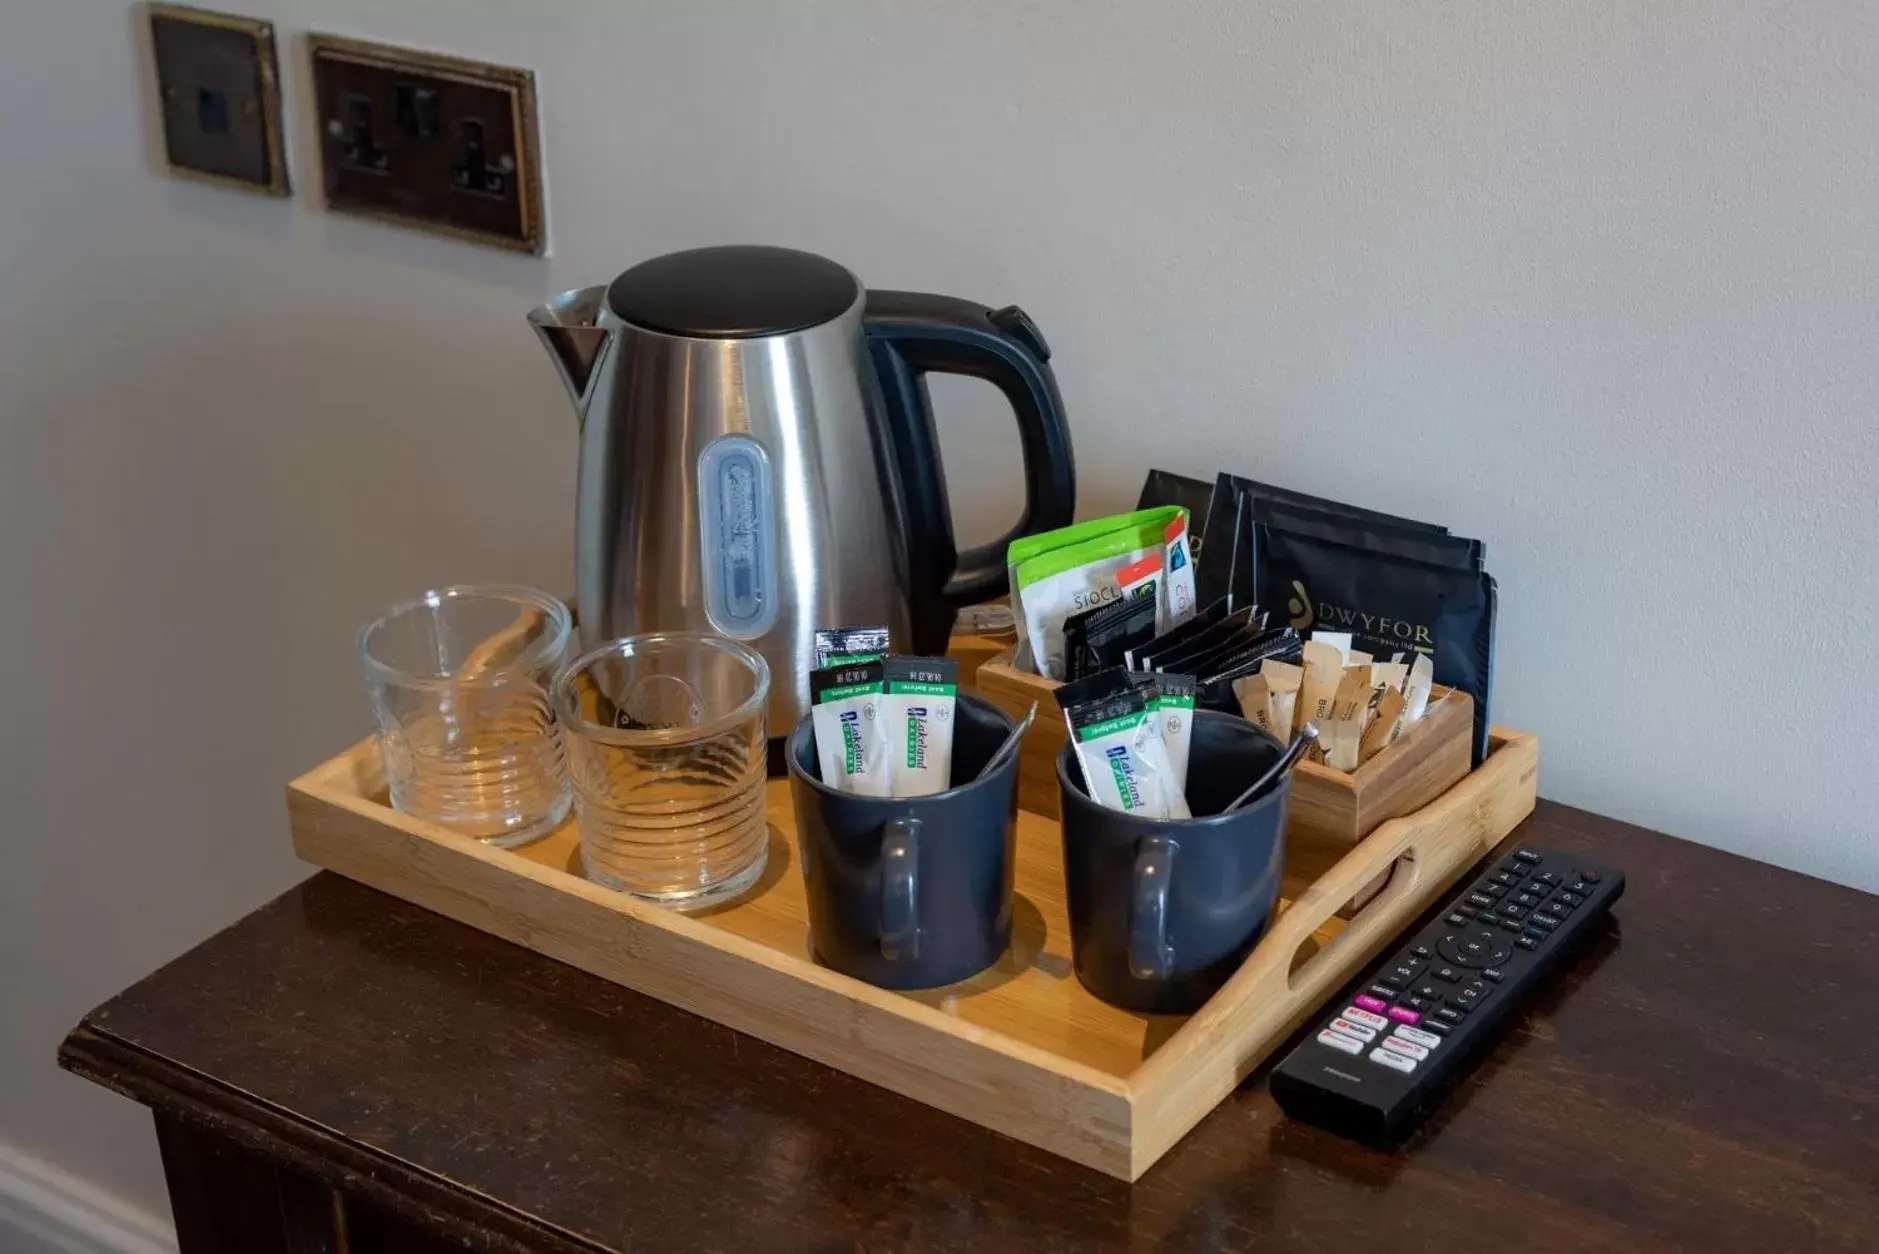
[1128,835,1178,980]
[880,816,922,961]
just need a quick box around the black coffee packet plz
[1136,469,1216,550]
[1196,473,1451,606]
[1134,604,1256,673]
[1254,499,1484,572]
[1254,526,1497,765]
[1176,623,1293,687]
[1063,586,1159,681]
[1193,627,1303,714]
[1123,595,1229,669]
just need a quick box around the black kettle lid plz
[605,245,861,339]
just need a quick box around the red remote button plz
[1354,994,1390,1013]
[1387,1006,1422,1024]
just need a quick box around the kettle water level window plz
[697,435,779,639]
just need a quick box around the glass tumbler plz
[358,585,572,848]
[553,633,770,909]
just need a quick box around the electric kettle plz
[529,245,1076,743]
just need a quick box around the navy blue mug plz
[786,693,1019,990]
[1056,711,1290,1014]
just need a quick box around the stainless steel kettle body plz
[531,246,1075,749]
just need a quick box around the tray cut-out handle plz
[1124,730,1538,1177]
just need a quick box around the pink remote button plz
[1387,1006,1422,1024]
[1354,994,1390,1013]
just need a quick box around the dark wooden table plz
[61,801,1879,1253]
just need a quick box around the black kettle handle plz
[863,291,1076,654]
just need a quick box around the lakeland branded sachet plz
[813,625,891,668]
[880,655,959,797]
[1012,507,1184,680]
[1054,669,1188,819]
[1005,506,1183,671]
[1062,584,1159,681]
[1141,672,1197,793]
[810,660,891,797]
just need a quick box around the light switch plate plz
[308,34,545,254]
[149,3,289,196]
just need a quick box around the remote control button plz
[1455,982,1488,1006]
[1343,1006,1389,1030]
[1445,912,1471,926]
[1387,1006,1422,1025]
[1546,898,1575,915]
[1433,966,1461,984]
[1434,1006,1467,1026]
[1483,968,1505,983]
[1482,883,1507,898]
[1501,904,1528,920]
[1367,983,1401,1001]
[1317,1030,1365,1055]
[1414,984,1441,1001]
[1375,1037,1428,1067]
[1393,1025,1443,1049]
[1403,995,1434,1011]
[1381,1036,1430,1061]
[1512,891,1539,906]
[1466,892,1495,909]
[1500,918,1523,932]
[1327,1016,1377,1041]
[1557,891,1585,907]
[1368,1047,1418,1073]
[1411,944,1434,960]
[1527,914,1559,932]
[1439,930,1511,968]
[1515,935,1540,950]
[1567,879,1594,895]
[1423,1019,1452,1035]
[1534,871,1561,886]
[1380,973,1407,989]
[1514,848,1542,863]
[1355,993,1391,1013]
[1580,870,1601,882]
[1493,871,1522,887]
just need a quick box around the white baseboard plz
[0,1140,175,1254]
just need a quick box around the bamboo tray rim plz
[287,725,1540,1179]
[295,740,1133,1094]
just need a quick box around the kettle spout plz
[528,286,614,420]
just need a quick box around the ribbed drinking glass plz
[553,633,769,909]
[358,585,571,848]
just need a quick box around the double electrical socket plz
[149,4,544,254]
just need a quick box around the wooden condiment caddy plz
[973,648,1473,882]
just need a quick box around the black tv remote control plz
[1270,844,1623,1142]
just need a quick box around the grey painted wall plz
[2,0,1874,1230]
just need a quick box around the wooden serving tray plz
[287,728,1538,1180]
